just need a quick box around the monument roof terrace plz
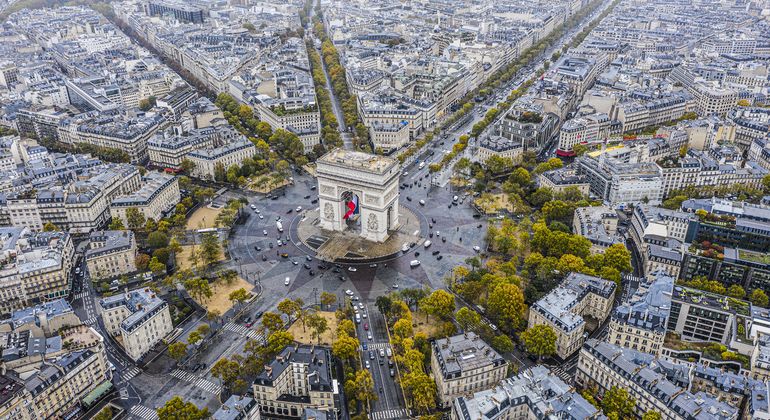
[317,149,398,176]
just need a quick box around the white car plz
[296,206,302,212]
[348,267,357,272]
[263,230,268,235]
[473,246,481,252]
[284,277,290,286]
[345,289,354,296]
[367,332,373,340]
[365,360,370,369]
[358,303,364,309]
[250,204,256,209]
[256,209,260,214]
[410,260,421,267]
[259,214,264,219]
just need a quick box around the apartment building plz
[666,285,751,346]
[85,230,137,280]
[430,332,507,408]
[528,273,616,359]
[253,345,337,418]
[451,365,602,420]
[0,227,74,315]
[5,298,81,337]
[629,204,695,279]
[681,197,770,253]
[213,395,261,420]
[65,112,165,164]
[577,339,738,420]
[110,172,180,225]
[577,155,664,205]
[691,83,737,116]
[537,167,590,195]
[751,334,770,381]
[680,247,770,296]
[496,106,559,153]
[147,126,221,171]
[608,272,674,356]
[99,287,173,361]
[369,121,410,153]
[557,112,611,155]
[472,135,524,165]
[616,93,691,133]
[188,138,257,181]
[572,205,624,254]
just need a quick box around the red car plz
[363,323,369,330]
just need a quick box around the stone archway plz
[316,149,400,243]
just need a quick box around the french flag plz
[343,196,358,220]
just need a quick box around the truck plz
[276,221,283,232]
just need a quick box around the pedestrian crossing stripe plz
[130,404,158,420]
[370,408,408,419]
[362,342,390,350]
[171,369,221,394]
[122,367,140,381]
[224,322,264,343]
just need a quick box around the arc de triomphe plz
[316,149,400,243]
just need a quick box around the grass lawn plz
[175,245,225,271]
[287,311,339,346]
[474,193,513,214]
[195,276,254,314]
[413,311,441,338]
[186,206,224,230]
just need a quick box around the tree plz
[418,289,455,321]
[601,243,632,274]
[320,291,336,309]
[135,253,150,270]
[229,288,250,306]
[491,335,514,353]
[265,331,294,356]
[727,284,746,299]
[125,207,146,230]
[93,406,112,420]
[401,371,437,414]
[751,289,769,307]
[400,288,428,309]
[156,396,209,420]
[277,298,302,322]
[261,312,284,335]
[455,307,482,332]
[148,257,166,275]
[167,342,187,362]
[148,231,169,249]
[188,330,203,345]
[307,312,329,344]
[199,233,221,267]
[487,283,527,331]
[42,222,58,232]
[108,217,125,230]
[393,318,414,340]
[601,386,636,419]
[375,295,392,316]
[346,369,377,403]
[332,333,360,361]
[210,358,241,389]
[520,324,557,360]
[337,319,355,337]
[642,412,662,420]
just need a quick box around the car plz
[432,250,440,255]
[338,275,345,281]
[348,266,357,272]
[352,296,360,301]
[392,284,399,289]
[250,204,256,209]
[367,332,373,340]
[332,268,340,273]
[362,343,368,350]
[262,255,267,261]
[296,206,302,212]
[255,311,264,319]
[311,199,318,204]
[259,214,264,219]
[292,260,299,265]
[309,270,315,276]
[365,360,370,369]
[388,359,394,367]
[306,256,312,262]
[369,263,377,268]
[390,369,395,377]
[256,209,260,214]
[286,209,293,214]
[263,230,268,235]
[244,316,251,324]
[345,289,354,296]
[304,195,311,199]
[473,246,481,252]
[379,358,384,366]
[310,186,316,190]
[364,322,369,330]
[402,171,409,176]
[369,351,375,359]
[271,196,279,200]
[281,253,289,258]
[358,303,365,309]
[401,243,410,252]
[379,349,385,357]
[442,237,447,243]
[406,197,411,201]
[410,260,421,267]
[277,240,283,246]
[284,277,290,286]
[303,263,311,269]
[477,224,483,228]
[419,199,425,206]
[269,242,274,248]
[436,255,443,260]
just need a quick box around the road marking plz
[362,342,390,350]
[171,369,222,395]
[130,404,158,420]
[370,408,407,419]
[122,367,140,381]
[223,322,264,342]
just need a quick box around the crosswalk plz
[130,404,158,420]
[170,369,222,395]
[223,322,264,342]
[370,408,408,420]
[550,366,573,385]
[83,316,97,326]
[363,342,390,350]
[73,291,89,300]
[122,367,140,382]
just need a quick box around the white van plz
[410,260,421,267]
[355,313,361,323]
[423,240,432,248]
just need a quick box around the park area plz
[287,311,339,346]
[412,311,441,338]
[474,193,514,214]
[175,245,225,271]
[185,206,224,230]
[195,276,253,314]
[246,174,291,194]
